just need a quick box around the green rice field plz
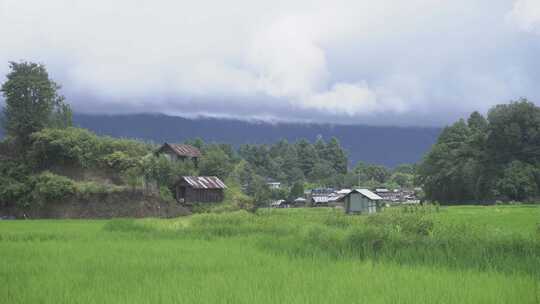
[1,205,539,303]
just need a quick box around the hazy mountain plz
[71,114,440,167]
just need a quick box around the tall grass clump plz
[103,218,155,234]
[186,210,294,239]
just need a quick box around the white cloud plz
[305,82,379,115]
[0,0,538,125]
[508,0,540,33]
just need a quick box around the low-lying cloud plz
[0,0,539,126]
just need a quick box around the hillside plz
[71,113,440,167]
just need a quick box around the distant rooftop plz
[159,143,201,158]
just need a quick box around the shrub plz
[29,128,100,168]
[0,177,31,207]
[366,207,434,236]
[302,224,343,254]
[30,172,75,203]
[100,151,137,171]
[74,181,125,199]
[29,127,152,170]
[344,226,389,254]
[122,167,143,190]
[159,186,175,203]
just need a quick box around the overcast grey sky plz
[1,0,539,126]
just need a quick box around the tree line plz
[417,99,540,203]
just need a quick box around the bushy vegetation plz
[30,171,75,204]
[418,99,540,203]
[1,206,539,303]
[29,127,152,170]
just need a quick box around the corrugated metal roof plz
[356,189,384,200]
[312,196,331,203]
[182,176,227,189]
[161,143,202,157]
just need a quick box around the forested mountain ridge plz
[69,113,440,167]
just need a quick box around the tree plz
[198,146,233,180]
[363,164,391,184]
[496,160,539,201]
[308,160,336,186]
[325,137,348,174]
[296,139,318,176]
[417,99,540,203]
[394,164,415,175]
[390,172,414,188]
[314,135,326,159]
[288,181,305,200]
[247,174,271,208]
[1,62,72,148]
[487,99,540,166]
[417,120,476,202]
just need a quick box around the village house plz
[375,188,420,204]
[339,189,384,214]
[309,188,336,206]
[293,197,307,207]
[156,143,202,166]
[175,176,227,204]
[266,178,281,189]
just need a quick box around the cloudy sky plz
[0,0,539,126]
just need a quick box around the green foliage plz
[247,175,271,208]
[100,151,138,171]
[30,171,75,203]
[29,127,151,169]
[29,127,100,168]
[198,145,234,179]
[1,61,71,148]
[0,177,31,207]
[140,154,196,189]
[390,172,414,188]
[496,160,539,201]
[73,181,125,199]
[418,99,540,203]
[122,167,143,190]
[193,184,255,214]
[159,186,175,203]
[289,182,304,200]
[238,136,349,187]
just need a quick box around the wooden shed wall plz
[176,185,224,203]
[345,193,377,214]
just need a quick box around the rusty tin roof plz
[160,143,202,157]
[182,176,227,189]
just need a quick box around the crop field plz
[1,205,539,303]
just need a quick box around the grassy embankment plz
[1,205,539,303]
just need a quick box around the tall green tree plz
[1,62,72,148]
[325,137,348,174]
[198,146,234,180]
[296,139,318,176]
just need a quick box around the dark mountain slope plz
[72,113,440,167]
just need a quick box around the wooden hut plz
[156,143,201,166]
[340,189,383,214]
[175,176,226,204]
